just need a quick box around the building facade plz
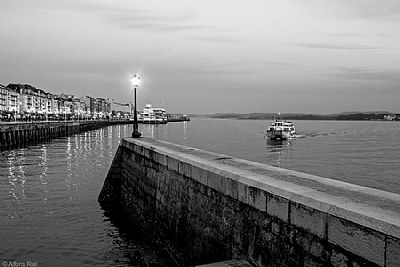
[0,83,112,120]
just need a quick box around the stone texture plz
[289,200,328,239]
[386,236,400,267]
[248,187,267,212]
[330,249,348,267]
[328,214,385,266]
[99,137,400,267]
[196,259,254,267]
[266,193,289,222]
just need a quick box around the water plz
[147,119,400,194]
[0,126,175,267]
[1,119,399,266]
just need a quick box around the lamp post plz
[131,74,142,138]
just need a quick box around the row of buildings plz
[0,83,132,119]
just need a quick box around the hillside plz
[189,112,399,121]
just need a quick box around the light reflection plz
[39,144,49,203]
[107,126,113,147]
[7,150,19,204]
[142,124,155,138]
[5,149,28,219]
[265,138,294,168]
[140,124,169,140]
[183,121,188,145]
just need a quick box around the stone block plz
[295,231,312,254]
[386,236,400,267]
[142,146,151,159]
[248,187,267,211]
[304,257,325,267]
[179,161,192,178]
[266,193,289,222]
[157,153,168,166]
[271,221,280,234]
[207,171,226,194]
[330,249,348,267]
[290,199,329,239]
[196,259,253,267]
[167,156,180,172]
[310,239,324,258]
[237,182,248,204]
[191,165,208,185]
[327,214,385,266]
[226,178,239,200]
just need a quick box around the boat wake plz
[305,129,362,138]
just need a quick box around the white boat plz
[141,104,167,124]
[266,119,296,140]
[152,107,167,124]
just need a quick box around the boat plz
[166,114,190,122]
[152,107,167,124]
[141,104,167,124]
[266,119,296,140]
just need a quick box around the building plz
[0,84,7,113]
[110,99,131,115]
[0,82,113,120]
[6,87,20,114]
[80,96,92,117]
[383,114,397,121]
[90,97,97,116]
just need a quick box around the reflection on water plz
[0,124,177,267]
[265,138,294,168]
[182,121,188,145]
[1,119,399,266]
[142,124,156,139]
[138,122,188,146]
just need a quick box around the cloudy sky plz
[0,0,399,114]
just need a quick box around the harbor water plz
[1,119,399,266]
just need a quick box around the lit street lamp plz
[131,74,142,138]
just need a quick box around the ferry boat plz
[152,107,167,124]
[266,119,296,140]
[141,104,167,124]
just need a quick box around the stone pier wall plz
[98,137,400,267]
[0,120,131,150]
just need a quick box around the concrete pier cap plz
[99,137,400,266]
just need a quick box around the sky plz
[0,0,399,114]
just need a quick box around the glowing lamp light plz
[130,74,140,87]
[130,73,142,138]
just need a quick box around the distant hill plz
[188,112,399,121]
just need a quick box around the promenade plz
[0,119,132,150]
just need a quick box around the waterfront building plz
[89,97,98,117]
[96,97,108,118]
[73,98,86,119]
[0,84,7,113]
[6,84,53,116]
[9,84,36,114]
[55,94,72,119]
[80,96,92,118]
[0,82,113,120]
[6,87,20,114]
[50,95,59,115]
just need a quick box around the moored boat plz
[266,119,296,140]
[141,104,167,124]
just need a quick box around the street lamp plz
[131,74,142,138]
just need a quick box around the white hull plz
[266,130,295,140]
[266,119,296,140]
[141,104,167,124]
